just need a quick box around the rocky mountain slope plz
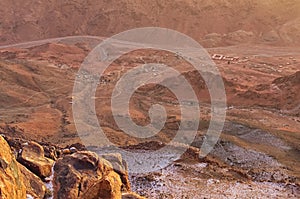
[0,1,300,197]
[0,40,299,198]
[1,0,300,47]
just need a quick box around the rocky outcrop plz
[101,153,131,192]
[0,135,144,199]
[18,141,55,179]
[53,151,123,199]
[80,171,122,199]
[0,136,26,199]
[262,30,281,42]
[18,162,46,199]
[224,30,255,45]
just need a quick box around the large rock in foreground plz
[101,153,131,192]
[53,151,123,199]
[18,141,55,179]
[18,162,46,199]
[0,136,26,199]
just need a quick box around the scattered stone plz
[61,148,71,155]
[69,147,78,153]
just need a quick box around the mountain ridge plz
[1,0,300,46]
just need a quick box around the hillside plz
[0,1,300,197]
[1,0,300,46]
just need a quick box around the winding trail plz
[0,35,103,49]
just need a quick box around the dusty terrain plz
[0,38,299,198]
